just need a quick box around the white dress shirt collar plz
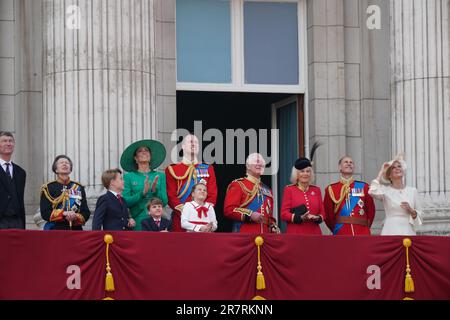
[108,190,120,197]
[0,158,13,176]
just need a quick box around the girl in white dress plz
[181,183,218,232]
[369,155,422,235]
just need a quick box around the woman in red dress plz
[280,157,325,234]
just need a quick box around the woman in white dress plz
[369,155,422,235]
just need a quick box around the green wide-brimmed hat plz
[120,139,166,172]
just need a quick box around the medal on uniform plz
[196,167,210,178]
[358,199,364,208]
[352,188,364,197]
[359,209,365,216]
[311,191,315,196]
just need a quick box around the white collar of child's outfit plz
[153,217,161,222]
[191,201,209,208]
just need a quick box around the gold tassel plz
[405,274,414,293]
[105,272,114,292]
[255,236,266,290]
[403,238,414,293]
[104,234,115,292]
[257,270,266,290]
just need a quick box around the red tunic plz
[280,184,325,235]
[223,176,275,234]
[165,162,217,232]
[323,180,375,235]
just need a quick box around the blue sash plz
[43,222,56,230]
[232,187,267,233]
[66,192,80,211]
[179,164,210,203]
[333,181,364,235]
[57,183,82,211]
[247,192,264,212]
[43,182,82,230]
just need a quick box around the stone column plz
[308,0,391,234]
[307,0,347,187]
[1,0,44,228]
[154,0,177,165]
[390,0,450,234]
[43,0,157,199]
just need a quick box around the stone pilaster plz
[0,0,44,229]
[43,0,158,202]
[307,0,391,234]
[307,0,347,196]
[154,0,177,168]
[390,0,450,234]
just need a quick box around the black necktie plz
[4,163,12,181]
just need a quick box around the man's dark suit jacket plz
[92,191,131,231]
[141,216,172,232]
[0,162,26,229]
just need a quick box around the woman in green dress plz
[120,140,168,231]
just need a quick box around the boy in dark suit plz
[92,169,136,230]
[141,197,172,232]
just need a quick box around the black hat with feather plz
[294,142,321,170]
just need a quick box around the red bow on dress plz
[196,206,209,219]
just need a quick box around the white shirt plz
[181,201,218,232]
[369,179,423,235]
[108,190,120,198]
[152,217,161,226]
[0,158,13,178]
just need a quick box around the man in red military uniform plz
[165,134,217,232]
[324,156,375,235]
[224,153,279,234]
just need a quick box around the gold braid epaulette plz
[236,179,259,208]
[41,182,66,208]
[328,183,351,214]
[237,180,257,195]
[70,180,84,188]
[40,181,82,209]
[167,164,195,181]
[226,178,244,192]
[167,165,197,199]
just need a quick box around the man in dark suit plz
[0,131,26,229]
[92,169,136,231]
[141,197,172,232]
